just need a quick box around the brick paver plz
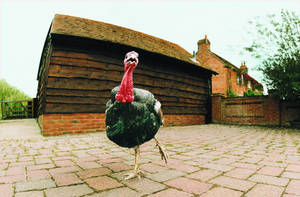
[1,123,300,196]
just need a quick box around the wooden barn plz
[37,14,217,136]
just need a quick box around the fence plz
[1,99,36,120]
[212,94,300,127]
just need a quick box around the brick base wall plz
[38,113,106,136]
[38,113,206,136]
[212,94,300,126]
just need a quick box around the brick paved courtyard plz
[1,122,300,197]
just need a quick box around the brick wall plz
[38,113,106,136]
[212,94,300,126]
[196,38,260,97]
[38,113,206,136]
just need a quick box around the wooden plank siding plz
[36,31,212,118]
[40,46,210,115]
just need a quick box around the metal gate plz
[1,99,35,120]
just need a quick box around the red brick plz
[76,167,111,179]
[201,187,242,197]
[53,173,83,186]
[27,170,51,180]
[85,176,122,191]
[257,166,284,176]
[187,169,222,181]
[225,168,255,179]
[0,184,13,197]
[245,184,284,197]
[165,177,212,195]
[286,180,300,195]
[210,176,255,191]
[103,162,132,172]
[148,188,193,197]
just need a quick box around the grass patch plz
[0,79,31,120]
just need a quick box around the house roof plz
[50,14,216,74]
[212,52,260,84]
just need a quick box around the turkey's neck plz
[115,66,134,103]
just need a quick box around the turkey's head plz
[115,51,139,103]
[124,51,139,70]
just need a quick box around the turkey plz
[105,51,168,180]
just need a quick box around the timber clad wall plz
[212,94,300,126]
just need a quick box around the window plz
[237,75,240,85]
[247,81,251,88]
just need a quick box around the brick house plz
[196,36,263,97]
[36,14,216,136]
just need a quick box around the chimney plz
[196,34,211,62]
[240,61,248,74]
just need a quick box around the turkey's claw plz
[157,143,169,165]
[154,137,169,165]
[124,169,145,180]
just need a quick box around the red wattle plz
[115,67,134,103]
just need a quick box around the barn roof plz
[49,14,216,74]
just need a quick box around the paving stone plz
[200,187,243,197]
[53,173,83,186]
[125,177,166,195]
[6,166,25,175]
[0,174,26,183]
[15,179,56,192]
[225,168,255,179]
[233,162,261,170]
[286,164,300,173]
[245,184,284,197]
[199,163,234,172]
[54,160,74,167]
[89,187,140,197]
[35,158,52,164]
[15,191,44,197]
[286,180,300,196]
[27,169,51,180]
[257,166,284,176]
[148,188,193,197]
[210,176,255,191]
[249,174,289,186]
[165,177,212,195]
[103,162,132,172]
[77,161,102,169]
[49,166,81,175]
[77,167,111,179]
[186,169,222,181]
[45,184,93,197]
[26,163,55,171]
[85,176,123,191]
[0,184,13,197]
[282,171,300,179]
[147,169,186,182]
[140,163,168,173]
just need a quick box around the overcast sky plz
[0,0,299,97]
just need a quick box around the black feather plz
[105,87,161,148]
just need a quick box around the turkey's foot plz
[124,169,145,180]
[154,137,169,165]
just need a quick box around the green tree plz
[244,10,300,100]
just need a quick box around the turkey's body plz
[105,86,161,148]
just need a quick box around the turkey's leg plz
[154,137,169,165]
[125,146,144,180]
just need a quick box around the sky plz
[0,0,299,97]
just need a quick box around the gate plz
[1,99,35,120]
